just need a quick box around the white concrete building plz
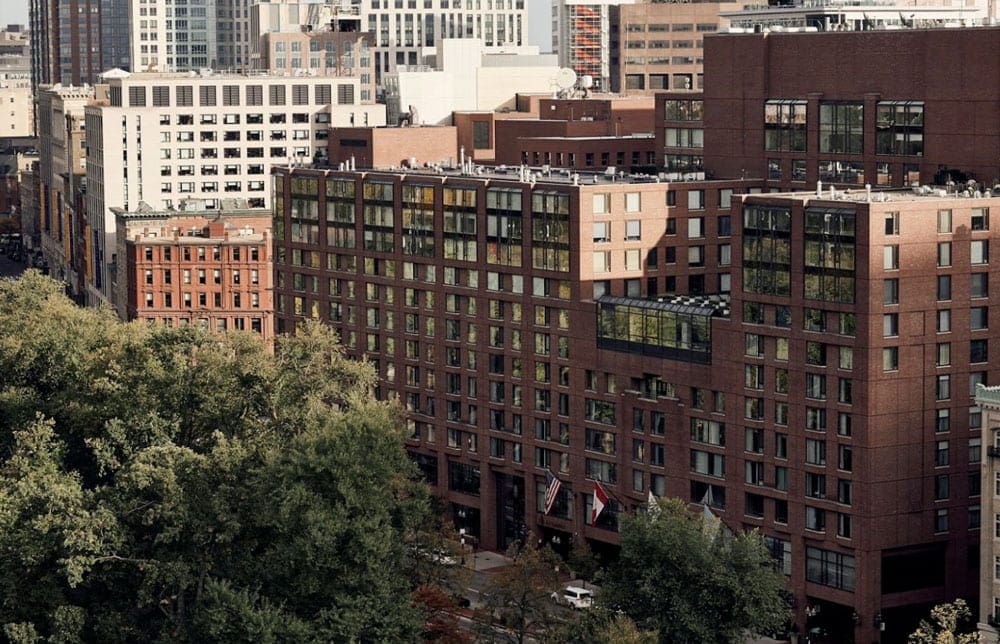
[385,38,559,125]
[84,69,385,304]
[251,0,527,84]
[0,74,33,136]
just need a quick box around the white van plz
[556,586,593,609]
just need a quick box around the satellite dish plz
[554,67,578,90]
[580,75,594,89]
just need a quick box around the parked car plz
[552,585,593,609]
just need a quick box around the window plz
[884,211,899,235]
[883,347,898,371]
[681,218,705,243]
[935,474,949,500]
[936,209,953,233]
[806,547,855,591]
[935,440,949,467]
[971,339,989,364]
[690,450,724,478]
[819,103,863,154]
[806,472,826,499]
[805,506,826,532]
[938,309,951,333]
[883,278,898,304]
[973,207,990,231]
[971,273,989,298]
[935,509,949,533]
[687,190,705,210]
[876,101,924,155]
[883,245,899,270]
[938,242,952,267]
[806,439,826,466]
[763,100,806,152]
[937,275,951,301]
[805,374,826,400]
[972,240,989,265]
[883,313,898,337]
[936,375,951,400]
[972,307,989,330]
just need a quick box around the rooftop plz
[304,161,752,187]
[749,183,1000,205]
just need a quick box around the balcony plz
[988,446,1000,458]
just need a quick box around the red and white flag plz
[591,480,609,524]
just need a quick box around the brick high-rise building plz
[270,26,1000,644]
[702,27,1000,191]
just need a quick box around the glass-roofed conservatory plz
[596,295,729,364]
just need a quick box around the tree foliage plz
[478,535,563,644]
[599,498,789,644]
[0,272,439,642]
[908,600,981,644]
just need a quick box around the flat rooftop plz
[748,184,1000,205]
[307,162,756,187]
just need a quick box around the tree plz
[908,600,981,644]
[0,273,439,642]
[566,538,600,588]
[478,535,563,644]
[600,498,789,643]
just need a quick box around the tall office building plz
[29,0,129,91]
[129,0,221,72]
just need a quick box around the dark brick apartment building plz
[270,26,1000,644]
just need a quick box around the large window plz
[664,98,703,121]
[742,206,791,296]
[806,547,856,591]
[764,100,806,152]
[819,103,863,154]
[804,207,856,303]
[531,191,570,272]
[876,101,923,156]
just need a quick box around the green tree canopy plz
[908,600,981,644]
[599,498,789,644]
[0,272,439,642]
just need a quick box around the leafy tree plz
[0,273,438,642]
[600,498,789,643]
[566,538,600,587]
[478,535,563,644]
[908,600,981,644]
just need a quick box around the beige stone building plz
[979,384,1000,639]
[617,0,741,94]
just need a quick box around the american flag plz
[543,469,562,514]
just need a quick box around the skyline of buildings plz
[19,1,1000,642]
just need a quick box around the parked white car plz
[552,585,593,609]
